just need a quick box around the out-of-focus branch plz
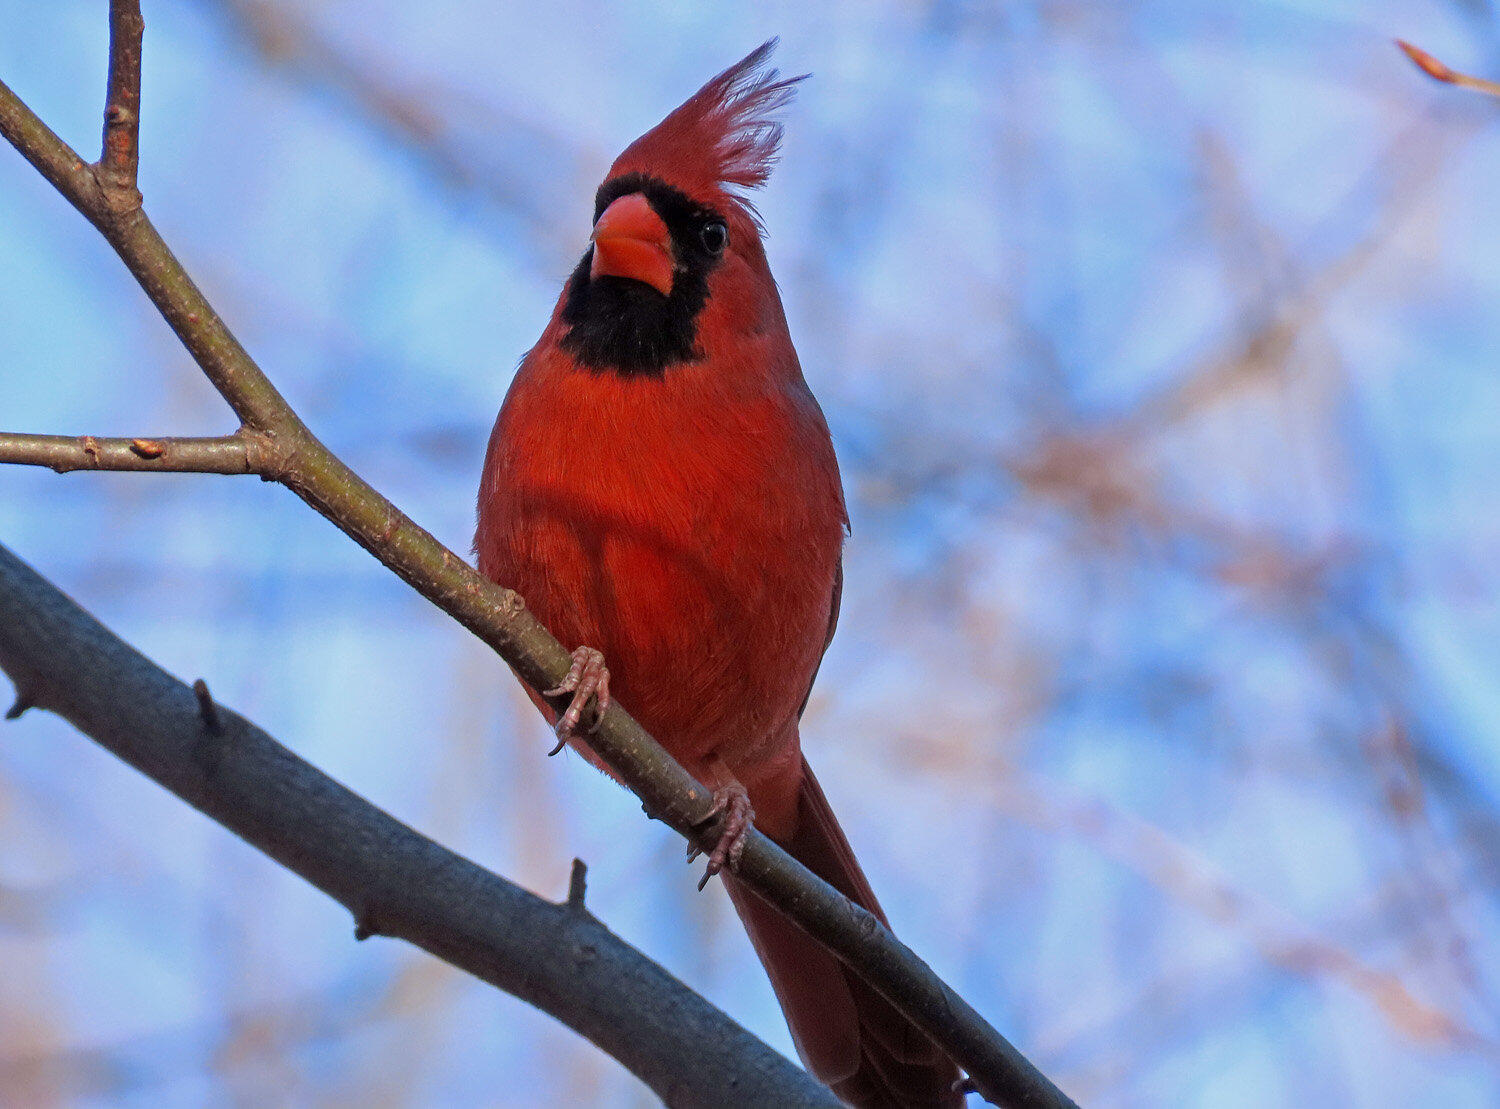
[0,6,1074,1107]
[207,0,586,257]
[1398,40,1500,99]
[0,540,840,1109]
[980,763,1491,1051]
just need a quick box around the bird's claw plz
[544,646,611,755]
[691,783,755,890]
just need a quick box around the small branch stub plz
[5,690,35,720]
[567,858,589,911]
[192,677,223,734]
[353,907,379,942]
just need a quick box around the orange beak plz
[590,193,674,297]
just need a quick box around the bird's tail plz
[722,758,963,1108]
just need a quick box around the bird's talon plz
[543,647,610,754]
[694,782,755,887]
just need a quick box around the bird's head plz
[558,40,804,377]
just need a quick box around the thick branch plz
[0,540,839,1109]
[0,431,272,475]
[0,25,1078,1109]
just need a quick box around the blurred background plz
[2,1,1499,1106]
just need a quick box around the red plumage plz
[476,41,962,1108]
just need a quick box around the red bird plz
[476,42,962,1108]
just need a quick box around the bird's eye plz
[700,220,728,255]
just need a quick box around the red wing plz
[798,556,842,720]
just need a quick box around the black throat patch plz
[559,174,726,377]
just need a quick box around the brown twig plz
[1397,40,1500,99]
[0,431,273,475]
[0,7,1076,1109]
[100,0,145,205]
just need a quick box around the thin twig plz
[0,431,272,475]
[1,73,302,433]
[100,0,144,205]
[1397,40,1500,99]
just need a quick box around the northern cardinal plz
[476,41,962,1108]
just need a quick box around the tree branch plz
[0,9,1078,1107]
[100,0,144,201]
[1398,40,1500,100]
[0,76,105,221]
[0,540,839,1109]
[0,431,272,475]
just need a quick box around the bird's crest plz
[606,40,804,216]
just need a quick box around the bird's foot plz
[691,782,755,890]
[544,646,611,756]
